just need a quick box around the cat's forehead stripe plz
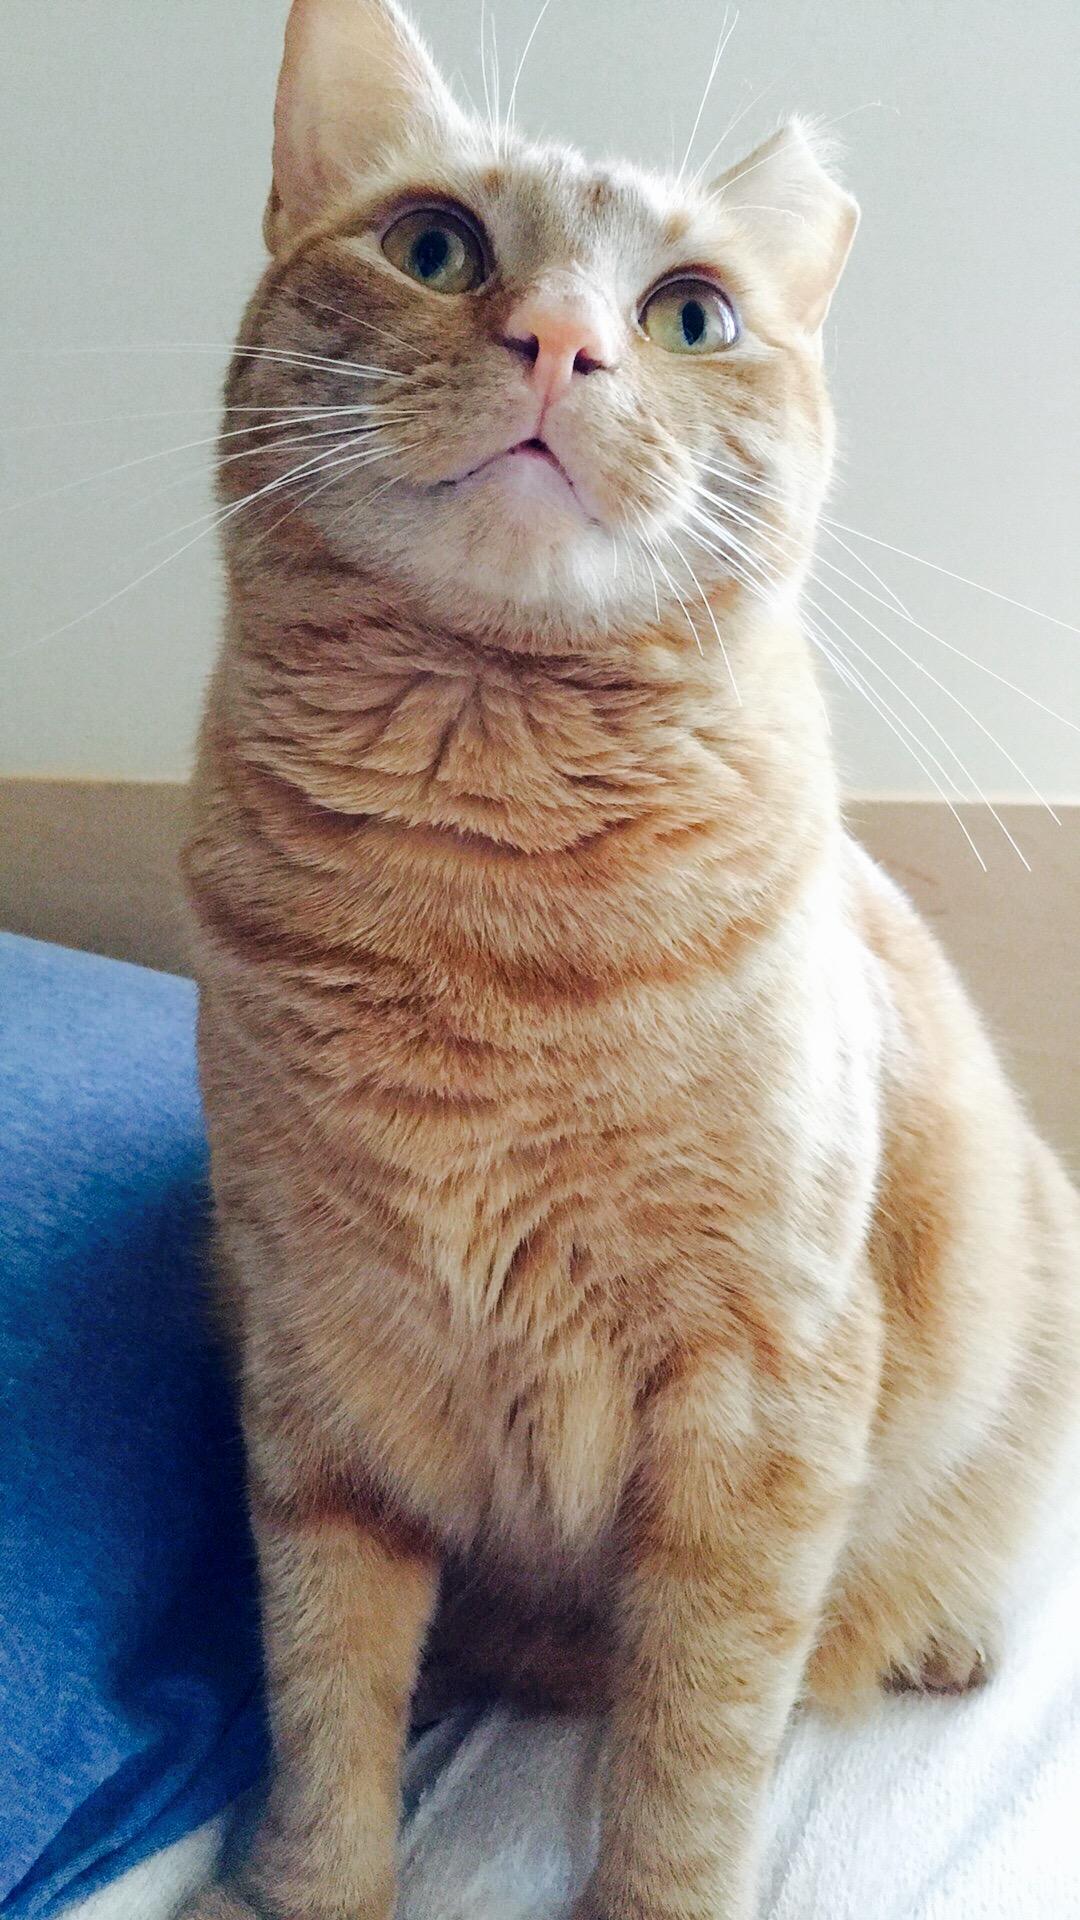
[468,153,693,269]
[584,174,621,216]
[660,209,695,250]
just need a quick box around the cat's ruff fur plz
[181,3,1080,1917]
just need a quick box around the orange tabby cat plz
[181,2,1080,1916]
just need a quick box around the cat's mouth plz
[444,436,589,516]
[501,437,568,474]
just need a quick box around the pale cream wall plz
[2,0,1077,796]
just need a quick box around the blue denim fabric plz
[0,935,267,1916]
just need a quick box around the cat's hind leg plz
[806,1430,1027,1713]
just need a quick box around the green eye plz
[381,205,488,294]
[640,278,739,354]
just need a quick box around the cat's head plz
[226,0,857,647]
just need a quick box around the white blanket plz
[62,1435,1080,1920]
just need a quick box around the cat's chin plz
[405,513,644,637]
[427,530,634,632]
[320,476,639,634]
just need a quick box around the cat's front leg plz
[211,1447,439,1920]
[577,1310,875,1920]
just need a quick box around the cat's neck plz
[218,554,837,872]
[191,556,842,1014]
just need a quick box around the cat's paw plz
[885,1626,996,1697]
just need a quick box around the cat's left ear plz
[712,120,859,333]
[266,0,466,250]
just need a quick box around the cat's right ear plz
[712,120,859,335]
[265,0,466,251]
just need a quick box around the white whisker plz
[0,403,384,440]
[294,293,419,360]
[478,0,492,127]
[823,526,914,622]
[810,627,988,870]
[0,407,417,519]
[691,80,779,188]
[677,506,993,867]
[1,436,411,665]
[505,0,553,135]
[685,482,1060,834]
[824,517,1080,640]
[238,439,418,564]
[635,516,704,657]
[132,433,407,553]
[714,138,800,204]
[479,0,502,152]
[678,9,739,180]
[665,529,741,701]
[641,544,662,623]
[696,470,1080,758]
[671,487,1026,860]
[819,99,897,135]
[803,597,1031,866]
[808,566,1067,819]
[703,447,1080,643]
[0,342,404,381]
[121,424,414,547]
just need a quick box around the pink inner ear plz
[274,72,337,224]
[270,42,326,235]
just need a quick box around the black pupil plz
[414,228,451,278]
[681,299,707,346]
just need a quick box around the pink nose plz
[501,284,616,409]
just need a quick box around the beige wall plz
[1,0,1077,795]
